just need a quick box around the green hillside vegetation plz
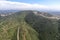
[0,11,39,40]
[0,10,60,40]
[57,19,60,40]
[25,12,58,40]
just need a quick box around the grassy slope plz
[0,10,59,40]
[0,11,39,40]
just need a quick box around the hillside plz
[25,11,58,40]
[0,10,39,40]
[0,10,60,40]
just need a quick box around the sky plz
[0,0,60,11]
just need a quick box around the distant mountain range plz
[0,10,60,17]
[0,10,20,14]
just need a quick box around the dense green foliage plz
[57,19,60,40]
[0,11,39,40]
[0,10,60,40]
[25,12,58,40]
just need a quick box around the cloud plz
[0,1,49,10]
[49,5,60,11]
[0,1,60,11]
